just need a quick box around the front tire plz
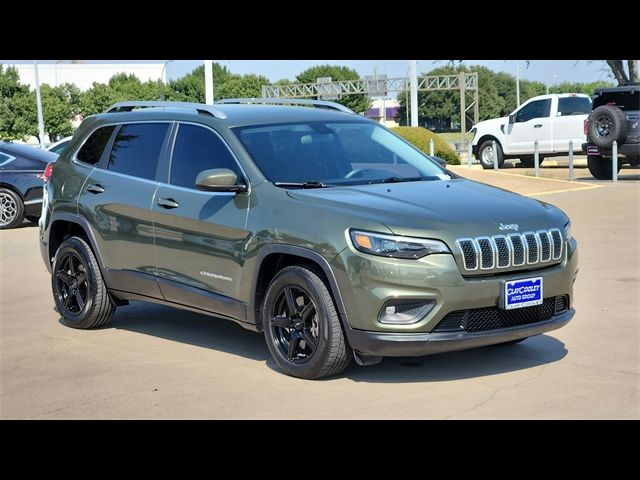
[478,140,505,169]
[0,188,25,229]
[262,265,352,379]
[587,154,621,180]
[52,236,115,329]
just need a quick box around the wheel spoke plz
[287,331,301,360]
[301,331,317,351]
[284,287,297,315]
[75,292,85,310]
[271,316,293,329]
[63,293,73,309]
[75,272,87,287]
[299,301,315,320]
[56,270,74,285]
[68,256,76,275]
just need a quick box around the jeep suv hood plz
[287,178,567,239]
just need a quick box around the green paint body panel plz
[39,103,578,356]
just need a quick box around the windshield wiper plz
[274,180,329,189]
[370,176,430,184]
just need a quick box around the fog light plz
[378,300,436,324]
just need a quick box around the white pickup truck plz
[470,93,592,169]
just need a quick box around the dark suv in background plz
[39,100,577,379]
[584,83,640,179]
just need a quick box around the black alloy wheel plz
[270,285,320,363]
[55,250,90,315]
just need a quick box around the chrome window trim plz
[0,153,16,167]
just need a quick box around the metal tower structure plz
[261,72,479,147]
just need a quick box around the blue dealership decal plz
[504,277,543,310]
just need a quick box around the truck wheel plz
[587,154,621,180]
[478,140,504,169]
[588,105,627,148]
[262,264,352,379]
[52,236,115,329]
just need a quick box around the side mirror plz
[508,114,516,124]
[195,168,247,193]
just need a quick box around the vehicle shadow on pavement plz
[108,302,269,362]
[343,335,567,383]
[107,301,567,382]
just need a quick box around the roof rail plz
[105,101,228,119]
[215,97,356,114]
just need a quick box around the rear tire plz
[52,236,115,329]
[478,140,505,169]
[0,188,25,229]
[588,105,627,148]
[262,264,352,379]
[587,154,621,180]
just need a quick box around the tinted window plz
[558,97,591,116]
[77,126,115,164]
[516,99,551,122]
[108,123,169,180]
[234,122,447,185]
[170,124,241,189]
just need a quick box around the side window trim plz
[166,121,250,192]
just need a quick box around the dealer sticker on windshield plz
[503,277,543,310]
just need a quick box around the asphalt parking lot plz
[1,168,638,419]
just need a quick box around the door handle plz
[86,184,105,194]
[157,198,180,209]
[534,124,543,128]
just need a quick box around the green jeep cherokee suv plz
[39,99,578,379]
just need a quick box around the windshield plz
[233,121,450,186]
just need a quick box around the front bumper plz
[347,308,574,357]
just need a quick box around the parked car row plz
[470,84,639,179]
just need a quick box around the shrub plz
[391,127,460,165]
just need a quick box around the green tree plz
[166,64,232,102]
[0,65,35,140]
[295,65,370,113]
[79,82,115,117]
[396,64,548,129]
[215,73,270,99]
[548,80,614,95]
[38,83,83,140]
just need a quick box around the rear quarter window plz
[77,125,116,165]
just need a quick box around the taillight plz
[583,119,589,136]
[42,162,54,182]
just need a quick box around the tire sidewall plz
[0,188,25,229]
[262,268,333,378]
[478,140,503,169]
[52,238,98,327]
[589,106,626,148]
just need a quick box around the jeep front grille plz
[456,229,563,272]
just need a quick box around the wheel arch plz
[476,135,503,152]
[249,245,351,330]
[47,213,106,276]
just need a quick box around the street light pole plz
[409,60,418,127]
[516,62,521,107]
[204,60,214,105]
[159,60,173,101]
[33,61,46,148]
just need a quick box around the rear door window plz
[558,97,591,116]
[107,123,170,181]
[77,125,116,165]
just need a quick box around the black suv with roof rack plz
[583,83,640,179]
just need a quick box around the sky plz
[1,60,614,87]
[164,60,614,86]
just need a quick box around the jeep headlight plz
[564,221,572,242]
[350,230,451,259]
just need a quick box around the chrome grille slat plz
[457,229,563,273]
[549,228,562,260]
